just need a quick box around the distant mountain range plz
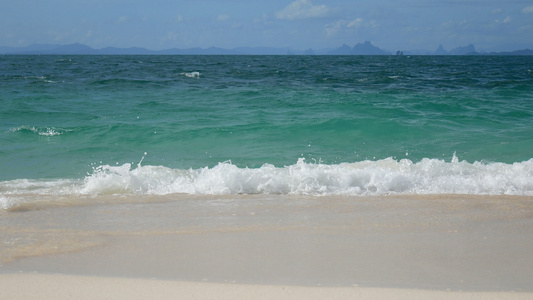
[1,42,532,55]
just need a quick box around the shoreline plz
[1,273,532,300]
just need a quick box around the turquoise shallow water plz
[1,55,532,197]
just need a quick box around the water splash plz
[9,125,71,136]
[180,71,200,78]
[76,156,533,196]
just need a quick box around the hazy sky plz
[2,0,532,52]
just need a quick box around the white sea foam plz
[0,178,79,195]
[9,125,69,136]
[180,71,200,78]
[80,156,533,196]
[0,196,13,209]
[2,157,533,200]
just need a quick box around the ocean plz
[1,55,533,209]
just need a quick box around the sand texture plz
[1,273,532,300]
[2,194,533,297]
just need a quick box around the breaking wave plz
[2,155,532,200]
[8,125,72,136]
[180,71,200,78]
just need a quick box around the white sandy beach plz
[1,273,533,300]
[2,194,533,299]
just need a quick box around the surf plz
[2,155,532,200]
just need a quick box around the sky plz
[1,0,533,52]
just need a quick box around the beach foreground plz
[2,194,533,298]
[1,273,532,300]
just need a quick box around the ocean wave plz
[180,71,200,78]
[2,156,532,199]
[0,195,13,209]
[8,125,72,136]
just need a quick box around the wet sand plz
[1,194,533,298]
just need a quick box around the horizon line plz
[1,42,532,56]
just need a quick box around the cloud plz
[325,20,345,36]
[347,18,364,29]
[522,6,533,14]
[276,0,330,20]
[325,18,377,37]
[494,16,511,24]
[519,25,532,31]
